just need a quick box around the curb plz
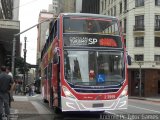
[129,97,146,100]
[129,97,160,103]
[10,108,18,114]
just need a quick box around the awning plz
[0,19,20,56]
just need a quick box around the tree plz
[15,57,30,74]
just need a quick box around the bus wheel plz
[54,107,62,114]
[43,98,48,103]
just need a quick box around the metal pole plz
[139,63,142,97]
[23,36,27,95]
[11,37,16,76]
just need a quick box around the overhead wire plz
[13,0,40,10]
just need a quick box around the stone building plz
[100,0,160,97]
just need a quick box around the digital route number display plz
[63,34,122,48]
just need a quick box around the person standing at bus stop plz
[6,66,15,107]
[0,66,14,120]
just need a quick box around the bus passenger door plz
[48,63,53,107]
[52,51,59,107]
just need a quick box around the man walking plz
[0,66,14,120]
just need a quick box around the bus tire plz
[54,107,62,114]
[43,98,48,103]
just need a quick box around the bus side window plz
[50,20,57,43]
[48,63,52,80]
[45,67,48,80]
[53,21,57,39]
[49,20,56,43]
[53,52,59,64]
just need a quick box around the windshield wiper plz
[73,80,123,86]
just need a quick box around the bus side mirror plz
[127,55,131,65]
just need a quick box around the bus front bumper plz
[61,96,128,112]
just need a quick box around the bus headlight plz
[62,86,76,99]
[120,85,128,98]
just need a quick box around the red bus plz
[41,13,130,113]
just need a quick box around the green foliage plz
[15,57,30,74]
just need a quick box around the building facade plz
[57,0,76,13]
[0,0,20,67]
[76,0,82,13]
[52,0,58,15]
[82,0,100,14]
[36,11,54,77]
[100,0,160,97]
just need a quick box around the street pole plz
[139,62,142,97]
[23,36,27,95]
[11,37,16,75]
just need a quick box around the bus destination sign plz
[63,34,122,48]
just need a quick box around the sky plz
[19,0,52,65]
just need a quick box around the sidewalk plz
[129,96,160,103]
[9,95,39,120]
[9,94,53,120]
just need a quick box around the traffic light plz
[5,55,11,67]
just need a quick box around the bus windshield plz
[63,16,120,35]
[64,50,124,86]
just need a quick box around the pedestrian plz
[15,83,19,95]
[31,85,35,96]
[6,67,13,78]
[29,86,32,96]
[25,86,29,95]
[0,65,14,120]
[6,66,15,107]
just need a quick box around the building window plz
[102,1,103,11]
[120,21,122,28]
[111,8,113,16]
[120,2,122,14]
[135,15,144,26]
[135,15,144,30]
[124,18,127,33]
[135,0,144,7]
[124,0,127,11]
[155,15,160,31]
[105,0,106,9]
[135,37,144,47]
[155,0,160,6]
[155,55,160,65]
[111,0,113,4]
[114,6,116,16]
[135,54,144,61]
[155,55,160,61]
[155,37,160,47]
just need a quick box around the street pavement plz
[9,95,160,120]
[105,97,160,120]
[9,94,54,120]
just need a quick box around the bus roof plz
[59,13,117,20]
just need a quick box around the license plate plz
[93,103,104,108]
